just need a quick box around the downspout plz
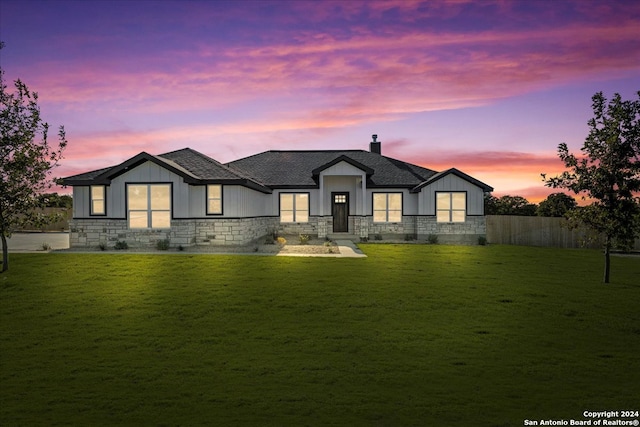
[362,172,367,238]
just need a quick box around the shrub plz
[98,242,107,251]
[404,234,416,241]
[360,237,369,243]
[299,234,311,245]
[427,234,439,244]
[41,242,51,251]
[276,237,287,245]
[374,233,383,241]
[156,239,170,251]
[177,245,185,252]
[114,240,129,250]
[478,236,488,246]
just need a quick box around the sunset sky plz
[1,0,639,202]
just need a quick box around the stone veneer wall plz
[417,215,486,244]
[367,216,417,238]
[355,215,486,243]
[277,217,319,237]
[69,215,487,248]
[69,217,279,248]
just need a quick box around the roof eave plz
[202,179,272,194]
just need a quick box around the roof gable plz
[311,155,374,176]
[412,168,494,192]
[93,152,200,183]
[61,148,271,193]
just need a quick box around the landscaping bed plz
[58,235,339,255]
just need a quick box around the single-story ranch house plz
[62,135,493,248]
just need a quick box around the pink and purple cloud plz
[1,0,638,202]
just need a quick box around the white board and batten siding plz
[72,161,273,219]
[106,162,191,218]
[321,161,366,177]
[322,175,363,215]
[72,186,91,218]
[419,174,485,216]
[220,186,271,217]
[319,161,367,216]
[187,185,270,217]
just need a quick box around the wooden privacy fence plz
[486,215,640,250]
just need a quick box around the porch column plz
[319,173,324,216]
[360,173,368,238]
[318,174,326,238]
[361,173,366,215]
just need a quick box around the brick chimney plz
[370,134,381,154]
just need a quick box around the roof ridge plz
[379,154,436,181]
[188,148,270,186]
[151,153,199,179]
[158,147,196,156]
[267,149,366,153]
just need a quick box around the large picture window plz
[127,184,171,229]
[90,185,105,215]
[373,193,402,223]
[280,193,309,223]
[207,184,222,215]
[437,192,466,223]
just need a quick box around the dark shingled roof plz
[62,166,113,183]
[61,148,271,193]
[159,148,252,181]
[62,147,492,193]
[226,150,438,188]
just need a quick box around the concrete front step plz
[326,233,360,241]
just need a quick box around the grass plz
[1,245,639,426]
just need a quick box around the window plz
[437,192,466,223]
[280,193,309,223]
[127,184,171,229]
[373,193,402,222]
[90,185,105,215]
[207,184,222,214]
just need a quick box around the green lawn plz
[1,245,639,426]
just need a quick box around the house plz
[62,135,493,248]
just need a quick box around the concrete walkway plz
[334,240,367,258]
[274,240,366,258]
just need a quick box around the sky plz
[1,0,639,202]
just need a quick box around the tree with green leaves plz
[544,91,640,283]
[484,194,537,216]
[1,42,67,272]
[38,193,73,209]
[536,193,577,217]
